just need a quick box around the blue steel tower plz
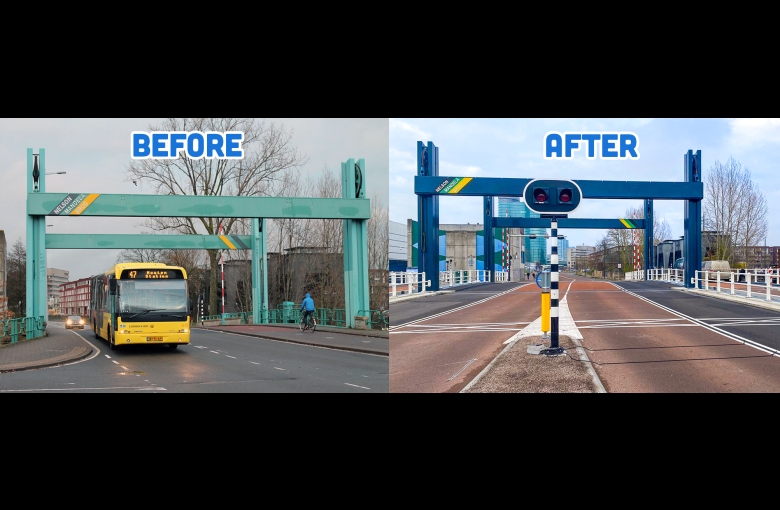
[497,197,546,267]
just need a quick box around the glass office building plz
[498,197,546,267]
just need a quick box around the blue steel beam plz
[417,142,440,291]
[45,234,253,250]
[27,193,370,219]
[644,200,654,270]
[684,150,702,289]
[492,218,646,229]
[415,176,703,200]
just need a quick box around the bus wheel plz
[108,329,116,350]
[169,344,178,349]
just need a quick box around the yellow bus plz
[89,262,192,350]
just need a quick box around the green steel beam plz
[45,233,253,250]
[28,193,370,219]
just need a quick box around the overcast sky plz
[389,118,780,250]
[0,118,388,281]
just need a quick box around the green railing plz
[358,309,389,331]
[2,316,46,344]
[196,305,384,330]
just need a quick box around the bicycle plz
[299,312,317,333]
[372,302,389,331]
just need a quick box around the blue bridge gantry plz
[414,141,703,290]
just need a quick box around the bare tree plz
[703,157,768,265]
[5,238,26,318]
[654,217,672,246]
[115,244,167,265]
[124,118,309,316]
[367,192,389,310]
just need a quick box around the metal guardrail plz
[440,270,493,286]
[390,272,431,296]
[197,305,385,330]
[693,270,780,302]
[1,316,46,344]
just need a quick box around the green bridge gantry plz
[25,148,371,338]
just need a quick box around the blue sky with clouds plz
[0,118,388,281]
[389,118,780,250]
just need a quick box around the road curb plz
[206,329,388,356]
[0,346,94,374]
[390,290,455,303]
[676,287,780,312]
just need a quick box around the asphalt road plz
[0,323,388,393]
[391,276,780,393]
[390,282,533,393]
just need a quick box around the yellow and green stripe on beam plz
[619,218,639,229]
[219,235,250,250]
[437,177,473,194]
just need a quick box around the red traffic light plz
[533,188,548,203]
[559,188,573,203]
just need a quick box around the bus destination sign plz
[121,269,183,279]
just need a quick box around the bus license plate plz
[147,336,163,342]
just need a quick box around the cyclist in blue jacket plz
[301,293,315,326]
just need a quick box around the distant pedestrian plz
[526,269,530,280]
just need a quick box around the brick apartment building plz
[60,277,91,316]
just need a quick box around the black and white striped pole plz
[547,217,563,355]
[522,179,582,356]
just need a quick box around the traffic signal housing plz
[523,179,582,215]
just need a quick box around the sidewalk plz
[199,323,389,356]
[0,325,94,374]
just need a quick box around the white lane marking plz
[274,367,286,371]
[210,351,220,354]
[112,360,119,364]
[193,346,208,349]
[105,355,112,359]
[226,355,236,359]
[1,386,165,392]
[345,383,371,390]
[506,281,582,342]
[121,366,129,370]
[447,358,477,381]
[608,282,780,356]
[390,286,523,331]
[250,362,260,365]
[395,327,528,334]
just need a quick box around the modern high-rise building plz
[47,268,69,315]
[389,220,407,272]
[498,197,546,268]
[556,238,569,265]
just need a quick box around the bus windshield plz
[118,280,188,314]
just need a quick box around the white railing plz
[625,270,645,281]
[646,269,684,283]
[693,270,780,302]
[494,271,509,283]
[389,271,431,297]
[440,270,492,287]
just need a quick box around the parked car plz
[674,258,684,270]
[701,260,731,281]
[65,315,85,329]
